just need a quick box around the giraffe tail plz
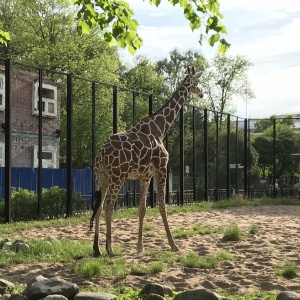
[89,190,101,231]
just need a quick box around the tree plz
[201,54,255,123]
[120,56,165,129]
[69,0,230,55]
[252,116,300,183]
[0,0,124,168]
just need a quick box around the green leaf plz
[218,39,231,54]
[208,33,220,46]
[208,1,219,14]
[78,20,91,34]
[150,0,161,6]
[117,37,126,48]
[127,43,136,55]
[170,0,179,4]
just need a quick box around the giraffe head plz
[188,71,205,98]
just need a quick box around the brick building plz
[0,66,61,168]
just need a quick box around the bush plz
[42,186,86,219]
[11,189,38,221]
[2,187,86,221]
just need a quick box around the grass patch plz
[130,261,164,276]
[150,250,176,263]
[73,257,127,278]
[276,260,298,279]
[248,225,261,235]
[172,224,219,239]
[221,223,244,242]
[177,251,234,269]
[0,238,92,267]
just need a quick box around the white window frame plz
[33,145,58,168]
[0,74,5,111]
[0,142,4,167]
[32,82,57,117]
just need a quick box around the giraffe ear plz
[194,72,202,78]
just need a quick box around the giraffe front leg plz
[105,194,116,257]
[156,177,179,252]
[137,178,150,253]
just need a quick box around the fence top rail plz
[1,56,249,120]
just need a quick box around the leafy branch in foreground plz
[71,0,230,54]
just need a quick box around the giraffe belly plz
[127,164,154,180]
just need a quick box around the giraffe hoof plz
[171,244,180,252]
[93,251,102,258]
[137,246,144,254]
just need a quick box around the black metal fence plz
[1,58,300,222]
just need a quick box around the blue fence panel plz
[0,167,92,202]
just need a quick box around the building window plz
[32,82,57,117]
[33,145,57,168]
[0,75,5,111]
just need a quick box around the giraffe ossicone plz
[90,69,204,257]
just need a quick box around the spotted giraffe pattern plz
[91,72,203,257]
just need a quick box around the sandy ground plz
[1,205,300,294]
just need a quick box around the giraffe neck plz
[133,77,190,140]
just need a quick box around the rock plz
[74,292,116,300]
[0,279,15,295]
[2,242,12,250]
[277,291,300,300]
[0,238,11,249]
[145,294,166,300]
[9,294,26,300]
[24,276,79,300]
[11,242,29,253]
[174,289,230,300]
[140,283,172,297]
[44,295,68,300]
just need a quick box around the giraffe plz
[90,70,204,257]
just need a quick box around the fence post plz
[215,112,219,201]
[226,114,230,199]
[148,94,154,208]
[66,73,73,217]
[37,68,43,219]
[113,86,118,134]
[204,109,208,201]
[179,106,184,205]
[272,118,276,197]
[4,59,12,223]
[91,81,96,209]
[192,106,196,202]
[244,118,248,198]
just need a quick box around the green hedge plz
[0,186,86,221]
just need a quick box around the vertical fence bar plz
[37,68,43,218]
[91,81,96,209]
[226,114,230,199]
[4,59,12,223]
[244,118,248,198]
[179,107,184,205]
[192,106,196,202]
[148,94,154,207]
[113,86,118,134]
[235,117,239,194]
[66,73,73,217]
[165,131,170,204]
[272,118,276,197]
[132,92,136,207]
[215,112,219,201]
[204,109,208,201]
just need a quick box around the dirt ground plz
[1,205,300,294]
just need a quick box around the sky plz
[120,0,300,119]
